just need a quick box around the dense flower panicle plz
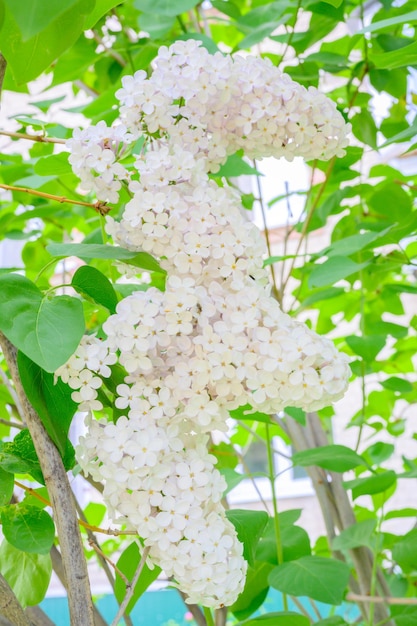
[61,39,351,608]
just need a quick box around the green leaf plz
[33,152,71,176]
[308,257,370,288]
[320,0,343,7]
[1,504,55,554]
[370,40,417,70]
[257,524,311,564]
[138,12,175,38]
[136,0,199,16]
[211,1,241,20]
[351,109,378,148]
[332,519,377,551]
[390,606,417,626]
[221,468,246,494]
[345,335,386,362]
[315,619,348,626]
[226,509,268,567]
[213,153,261,177]
[384,508,417,521]
[0,274,85,372]
[178,33,220,55]
[392,529,417,573]
[84,0,127,29]
[344,471,397,499]
[241,613,310,626]
[0,467,13,505]
[285,407,306,426]
[364,442,395,465]
[114,542,161,614]
[72,266,118,314]
[29,95,66,112]
[381,377,413,393]
[0,429,44,484]
[84,502,106,527]
[18,352,77,455]
[2,0,81,40]
[46,243,165,273]
[229,404,273,424]
[0,539,52,607]
[269,556,350,605]
[379,117,417,148]
[292,445,365,472]
[358,10,417,34]
[237,15,291,50]
[230,561,273,620]
[0,0,95,84]
[326,228,392,257]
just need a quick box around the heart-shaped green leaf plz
[0,274,84,372]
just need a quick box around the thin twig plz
[0,183,111,215]
[110,546,151,626]
[347,593,417,606]
[0,417,25,430]
[0,130,66,144]
[88,538,130,588]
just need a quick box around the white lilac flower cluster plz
[59,40,351,608]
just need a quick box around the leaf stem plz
[368,512,383,626]
[265,422,288,611]
[253,159,280,302]
[203,606,215,626]
[0,183,111,215]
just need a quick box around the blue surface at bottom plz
[41,587,359,625]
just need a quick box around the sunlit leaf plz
[1,504,55,554]
[269,556,350,604]
[0,540,52,607]
[292,445,365,472]
[0,274,85,372]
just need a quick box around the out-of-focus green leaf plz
[344,471,397,499]
[332,519,377,551]
[0,0,94,83]
[345,335,386,362]
[84,0,127,29]
[135,0,199,16]
[2,0,82,40]
[358,10,417,34]
[0,540,52,607]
